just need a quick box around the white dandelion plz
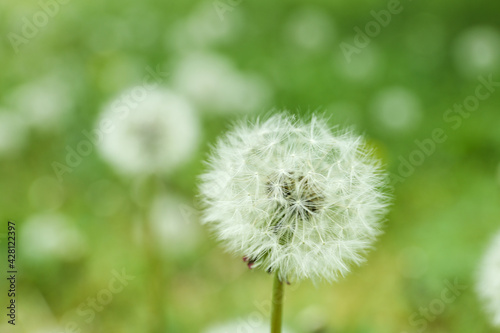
[201,114,389,332]
[477,231,500,327]
[96,87,200,176]
[200,113,389,283]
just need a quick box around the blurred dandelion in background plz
[283,7,335,53]
[168,2,243,52]
[202,319,294,333]
[171,52,272,114]
[476,231,500,328]
[21,213,87,262]
[94,85,201,332]
[453,26,500,78]
[0,110,29,156]
[334,45,384,83]
[6,74,74,132]
[369,87,422,134]
[149,194,202,258]
[96,87,200,176]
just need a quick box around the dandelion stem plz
[140,175,168,331]
[270,271,284,333]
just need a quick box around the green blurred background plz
[1,0,500,332]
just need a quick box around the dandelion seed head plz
[200,113,389,282]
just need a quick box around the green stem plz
[140,174,167,332]
[270,271,284,333]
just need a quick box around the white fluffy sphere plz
[200,114,389,282]
[97,87,200,175]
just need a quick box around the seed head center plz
[267,172,324,218]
